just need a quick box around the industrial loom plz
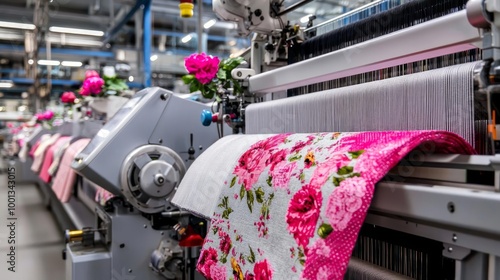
[205,0,500,279]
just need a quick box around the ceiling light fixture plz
[204,19,217,29]
[61,61,83,67]
[300,14,314,23]
[128,76,134,82]
[38,60,60,66]
[0,81,13,88]
[181,34,193,43]
[49,26,104,37]
[0,21,35,30]
[28,59,34,65]
[150,55,158,62]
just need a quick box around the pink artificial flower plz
[61,91,76,104]
[80,86,90,96]
[85,70,100,79]
[43,110,54,120]
[326,177,367,231]
[82,76,104,95]
[6,123,13,128]
[253,259,273,280]
[309,154,351,188]
[286,184,322,249]
[218,231,232,255]
[271,162,297,189]
[197,248,218,279]
[209,264,227,280]
[184,53,220,85]
[35,113,45,121]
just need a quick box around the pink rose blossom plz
[43,110,54,120]
[184,53,220,85]
[271,162,296,189]
[85,70,100,79]
[197,248,218,279]
[218,231,231,255]
[286,184,322,249]
[61,91,76,104]
[209,264,226,280]
[35,113,44,121]
[254,259,273,280]
[310,154,351,188]
[82,76,104,95]
[326,177,367,231]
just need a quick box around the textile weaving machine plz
[204,0,500,279]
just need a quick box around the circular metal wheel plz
[120,145,186,213]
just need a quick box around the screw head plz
[128,269,132,273]
[143,224,147,228]
[452,234,458,242]
[447,202,455,213]
[448,247,453,252]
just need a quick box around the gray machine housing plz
[72,87,221,197]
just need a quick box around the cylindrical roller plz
[467,0,491,28]
[346,257,414,280]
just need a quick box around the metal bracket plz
[443,243,472,260]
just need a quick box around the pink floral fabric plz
[197,131,475,279]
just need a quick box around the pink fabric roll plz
[31,134,61,173]
[196,131,475,280]
[29,134,50,158]
[52,138,90,203]
[39,136,71,183]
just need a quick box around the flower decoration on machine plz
[60,91,77,106]
[34,110,56,129]
[182,52,245,99]
[79,69,129,98]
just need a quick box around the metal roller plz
[467,0,491,28]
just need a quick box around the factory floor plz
[0,170,66,280]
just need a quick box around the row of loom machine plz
[7,120,114,234]
[4,0,500,279]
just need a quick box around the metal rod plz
[103,0,149,44]
[278,0,314,16]
[197,0,203,53]
[143,0,152,87]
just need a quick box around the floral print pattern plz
[197,131,475,280]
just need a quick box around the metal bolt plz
[143,224,148,228]
[448,247,453,253]
[453,234,458,242]
[119,243,125,248]
[159,139,163,144]
[128,269,132,273]
[161,231,164,236]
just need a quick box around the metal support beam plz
[103,0,150,44]
[143,0,152,87]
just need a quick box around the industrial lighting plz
[0,81,13,88]
[61,61,83,67]
[49,26,104,37]
[18,105,26,112]
[0,21,35,30]
[128,76,134,82]
[300,14,314,23]
[150,55,158,62]
[204,19,217,29]
[38,60,60,66]
[228,40,236,46]
[181,34,192,43]
[28,59,34,65]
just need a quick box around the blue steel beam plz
[143,0,152,87]
[103,0,150,44]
